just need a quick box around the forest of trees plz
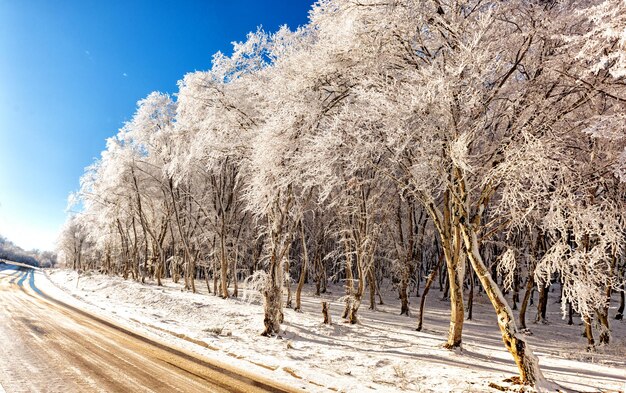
[0,236,56,267]
[57,0,626,388]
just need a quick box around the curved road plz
[0,262,298,393]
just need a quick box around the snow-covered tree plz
[58,0,626,387]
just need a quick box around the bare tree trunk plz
[322,302,331,325]
[396,199,412,316]
[314,252,322,296]
[183,255,190,290]
[597,309,610,345]
[220,216,229,299]
[131,216,139,281]
[171,257,180,284]
[512,269,520,310]
[535,283,549,324]
[368,268,376,311]
[262,192,291,336]
[399,268,410,315]
[105,248,111,275]
[567,301,574,325]
[461,223,545,386]
[342,238,354,320]
[285,244,293,308]
[443,226,465,348]
[466,260,474,320]
[375,273,384,305]
[154,218,168,287]
[519,275,534,330]
[232,249,239,298]
[117,219,130,280]
[442,276,450,300]
[155,255,162,286]
[295,219,308,312]
[438,261,445,292]
[343,237,368,324]
[213,257,218,295]
[616,286,625,320]
[204,266,211,294]
[190,252,197,293]
[452,169,543,384]
[424,187,466,348]
[584,316,595,351]
[417,249,444,331]
[598,255,616,343]
[168,178,195,293]
[262,259,284,336]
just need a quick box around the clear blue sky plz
[0,0,314,252]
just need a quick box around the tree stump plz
[322,301,332,325]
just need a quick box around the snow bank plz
[42,269,626,392]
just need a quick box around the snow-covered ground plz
[42,269,626,393]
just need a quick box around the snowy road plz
[0,263,296,393]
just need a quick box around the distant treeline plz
[0,236,56,267]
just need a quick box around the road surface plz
[0,262,298,393]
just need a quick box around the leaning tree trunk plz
[512,269,520,310]
[417,249,444,331]
[519,274,535,330]
[466,260,474,320]
[461,223,545,386]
